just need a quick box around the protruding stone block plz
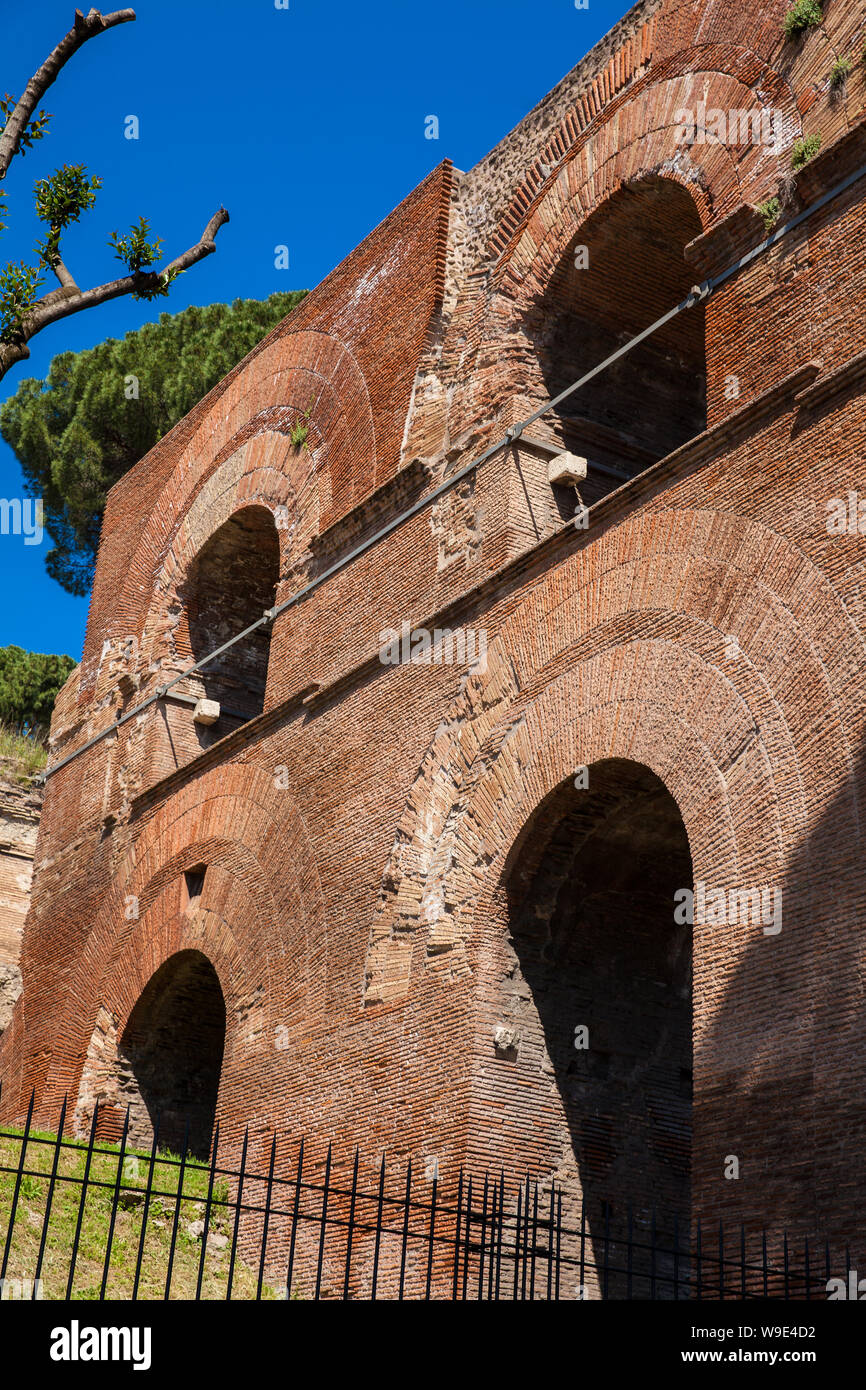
[193,698,220,726]
[548,451,588,486]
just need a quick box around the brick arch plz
[38,762,327,1125]
[131,434,317,711]
[491,46,803,273]
[363,508,863,1006]
[363,645,784,1006]
[86,331,376,671]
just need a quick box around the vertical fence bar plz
[602,1201,611,1301]
[35,1094,68,1299]
[783,1231,790,1301]
[627,1206,634,1301]
[519,1176,530,1302]
[512,1182,523,1302]
[195,1123,220,1302]
[555,1189,562,1302]
[804,1236,811,1301]
[285,1138,304,1301]
[486,1177,498,1302]
[696,1218,702,1301]
[99,1103,128,1300]
[65,1101,100,1301]
[164,1119,190,1302]
[1,1088,35,1284]
[719,1220,725,1301]
[424,1169,437,1301]
[845,1244,851,1304]
[132,1113,161,1301]
[256,1132,277,1301]
[761,1230,768,1299]
[476,1173,489,1300]
[398,1158,412,1302]
[672,1211,679,1302]
[452,1169,464,1301]
[342,1148,359,1302]
[494,1175,505,1302]
[547,1185,556,1303]
[529,1181,539,1302]
[490,1176,500,1302]
[579,1196,587,1302]
[461,1175,473,1301]
[740,1225,746,1300]
[370,1151,384,1301]
[314,1143,332,1302]
[225,1126,249,1301]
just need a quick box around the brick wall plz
[0,778,40,1034]
[3,0,866,1282]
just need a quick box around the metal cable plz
[38,156,866,784]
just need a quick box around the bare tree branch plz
[0,12,230,383]
[0,208,229,382]
[50,256,79,291]
[0,9,136,179]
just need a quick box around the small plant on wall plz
[829,56,852,94]
[289,394,316,450]
[756,197,782,234]
[783,0,823,40]
[791,133,822,169]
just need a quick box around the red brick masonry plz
[2,0,866,1260]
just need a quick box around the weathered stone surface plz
[0,963,22,1035]
[0,775,40,1035]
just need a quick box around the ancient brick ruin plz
[2,0,866,1281]
[0,778,40,1035]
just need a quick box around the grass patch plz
[830,56,853,90]
[783,0,823,40]
[289,393,316,451]
[791,133,822,169]
[756,196,782,234]
[0,1127,281,1300]
[0,722,46,782]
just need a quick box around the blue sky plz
[0,0,630,661]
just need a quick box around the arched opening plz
[184,505,279,730]
[529,177,706,499]
[498,759,693,1292]
[116,950,226,1159]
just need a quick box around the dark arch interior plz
[502,759,693,1290]
[528,177,706,495]
[118,950,226,1159]
[185,505,279,731]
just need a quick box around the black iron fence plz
[0,1091,853,1300]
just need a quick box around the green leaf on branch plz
[34,165,102,267]
[0,261,44,342]
[0,93,52,154]
[108,217,164,275]
[131,265,181,302]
